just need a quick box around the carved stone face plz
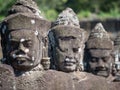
[49,26,85,72]
[88,49,112,77]
[41,58,50,70]
[55,35,78,72]
[6,30,42,71]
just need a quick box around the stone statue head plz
[112,32,120,76]
[6,29,42,71]
[0,13,51,71]
[86,23,114,77]
[49,8,86,72]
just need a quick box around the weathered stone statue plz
[0,13,51,69]
[0,0,51,69]
[84,23,120,90]
[112,32,120,81]
[85,23,114,78]
[49,7,86,72]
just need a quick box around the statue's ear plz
[0,22,8,60]
[48,30,56,48]
[36,30,42,42]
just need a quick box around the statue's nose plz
[67,48,74,57]
[19,43,26,51]
[97,59,105,68]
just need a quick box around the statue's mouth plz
[96,71,109,77]
[97,70,107,73]
[11,54,33,64]
[64,58,76,66]
[94,68,109,77]
[12,54,30,59]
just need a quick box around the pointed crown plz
[54,7,79,27]
[86,23,113,49]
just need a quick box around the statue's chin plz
[96,71,109,77]
[43,65,50,70]
[12,62,35,71]
[62,65,76,72]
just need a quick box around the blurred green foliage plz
[0,0,16,19]
[0,0,120,21]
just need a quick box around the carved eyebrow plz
[10,38,18,42]
[58,36,76,40]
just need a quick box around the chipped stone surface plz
[74,72,110,90]
[25,48,29,53]
[16,70,74,90]
[31,19,35,24]
[0,64,118,90]
[0,64,16,90]
[20,38,25,42]
[34,30,38,36]
[16,70,111,90]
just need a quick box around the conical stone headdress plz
[86,23,113,49]
[8,0,43,18]
[54,7,80,27]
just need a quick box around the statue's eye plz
[102,57,110,62]
[91,57,97,62]
[23,40,32,47]
[11,41,17,45]
[73,48,78,53]
[10,41,19,48]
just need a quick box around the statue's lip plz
[64,63,75,66]
[14,58,34,65]
[96,71,109,77]
[64,61,76,64]
[97,70,107,72]
[95,67,108,71]
[95,69,108,72]
[64,58,76,64]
